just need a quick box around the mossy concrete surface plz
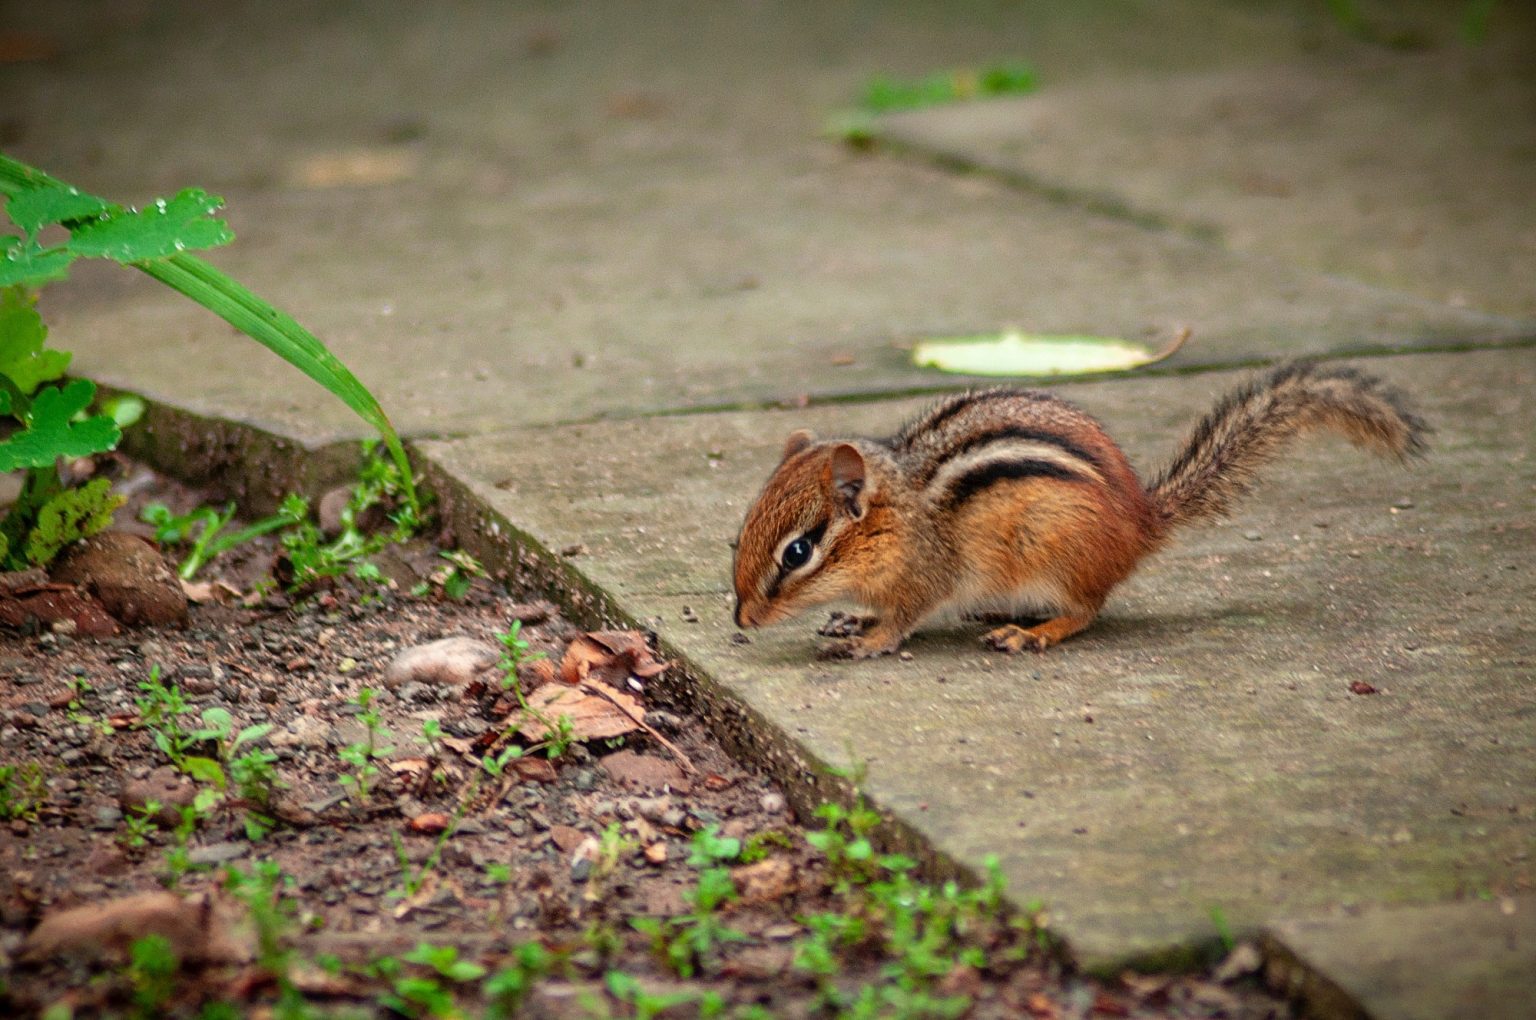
[421,348,1535,986]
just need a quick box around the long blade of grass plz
[134,255,416,507]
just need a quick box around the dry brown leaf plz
[513,757,558,784]
[408,813,452,835]
[389,758,431,775]
[514,679,643,742]
[557,630,668,686]
[181,579,241,604]
[643,842,668,865]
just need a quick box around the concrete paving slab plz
[4,1,1522,449]
[873,32,1536,317]
[1265,896,1536,1020]
[421,348,1536,982]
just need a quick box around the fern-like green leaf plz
[6,186,110,237]
[0,286,70,395]
[66,189,234,262]
[0,235,73,288]
[0,379,120,471]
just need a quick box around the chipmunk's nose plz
[733,600,750,628]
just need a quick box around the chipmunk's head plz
[732,430,877,629]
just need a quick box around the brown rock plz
[597,750,689,794]
[382,636,500,689]
[21,891,251,964]
[52,532,187,628]
[120,766,199,828]
[549,825,587,853]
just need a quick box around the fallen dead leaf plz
[389,758,431,776]
[513,757,558,784]
[408,813,452,835]
[1349,680,1379,695]
[181,578,242,604]
[514,679,643,743]
[643,843,668,865]
[557,631,668,686]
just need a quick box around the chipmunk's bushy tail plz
[1147,361,1428,533]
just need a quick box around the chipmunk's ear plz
[781,429,817,462]
[828,443,867,520]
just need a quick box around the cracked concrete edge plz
[1258,932,1371,1020]
[104,382,372,512]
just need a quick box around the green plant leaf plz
[23,477,123,567]
[181,756,227,789]
[0,379,120,471]
[7,185,111,236]
[0,236,73,287]
[66,188,234,262]
[0,286,70,394]
[912,329,1186,377]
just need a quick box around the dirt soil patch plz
[0,467,1294,1018]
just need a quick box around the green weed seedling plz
[602,970,717,1020]
[482,941,555,1020]
[0,762,47,821]
[495,620,543,689]
[161,796,217,889]
[827,61,1038,145]
[119,801,160,851]
[224,862,295,973]
[337,687,391,806]
[377,942,486,1018]
[125,933,179,1017]
[280,440,424,592]
[135,665,195,768]
[140,498,304,580]
[435,549,484,600]
[632,825,747,978]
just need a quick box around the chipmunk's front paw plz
[817,632,901,660]
[818,611,877,638]
[983,624,1051,654]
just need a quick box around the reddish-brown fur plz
[732,362,1426,658]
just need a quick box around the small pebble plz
[1243,530,1262,541]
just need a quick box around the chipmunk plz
[731,361,1427,657]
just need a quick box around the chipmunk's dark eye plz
[780,537,813,570]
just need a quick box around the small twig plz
[580,681,696,774]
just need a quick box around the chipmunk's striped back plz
[892,389,1116,510]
